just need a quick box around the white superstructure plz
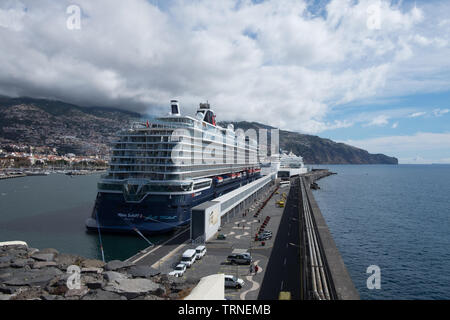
[278,151,308,180]
[99,100,260,197]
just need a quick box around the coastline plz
[0,241,195,300]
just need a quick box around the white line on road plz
[240,260,262,300]
[151,242,186,269]
[128,228,189,264]
[235,232,249,239]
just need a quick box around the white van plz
[195,246,207,260]
[180,249,197,268]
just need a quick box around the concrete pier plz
[300,170,359,300]
[0,174,26,180]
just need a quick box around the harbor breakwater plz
[299,170,360,300]
[0,242,197,300]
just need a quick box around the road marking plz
[128,228,189,264]
[240,260,262,300]
[235,232,249,239]
[232,226,250,230]
[150,242,187,269]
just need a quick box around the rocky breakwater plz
[0,242,196,300]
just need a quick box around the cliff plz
[221,121,398,165]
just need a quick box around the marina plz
[0,173,27,180]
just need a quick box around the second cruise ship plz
[86,100,261,234]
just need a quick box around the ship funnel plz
[171,100,181,116]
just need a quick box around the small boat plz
[25,171,50,176]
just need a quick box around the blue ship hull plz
[86,174,260,234]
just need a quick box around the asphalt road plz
[258,179,302,300]
[127,226,190,267]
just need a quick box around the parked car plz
[224,275,245,289]
[217,234,227,240]
[227,253,252,265]
[257,233,272,241]
[180,249,197,268]
[169,264,187,277]
[195,245,207,260]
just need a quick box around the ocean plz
[312,164,450,300]
[1,165,449,299]
[0,173,168,262]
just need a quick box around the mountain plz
[220,121,398,165]
[0,96,398,164]
[0,97,140,155]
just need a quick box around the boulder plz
[9,287,47,300]
[82,274,104,290]
[55,254,84,270]
[104,271,129,283]
[26,248,40,256]
[0,269,14,282]
[40,294,62,301]
[65,286,89,299]
[3,249,28,260]
[82,289,127,300]
[104,260,133,271]
[127,265,159,278]
[31,253,55,262]
[0,284,17,294]
[104,277,163,299]
[0,256,12,264]
[4,267,63,287]
[81,267,103,274]
[0,293,14,301]
[11,258,34,268]
[81,259,105,269]
[32,261,57,269]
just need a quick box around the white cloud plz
[433,108,450,117]
[345,132,450,164]
[409,112,427,118]
[0,0,449,134]
[364,114,390,127]
[392,121,399,128]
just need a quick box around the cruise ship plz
[86,100,261,234]
[277,151,308,181]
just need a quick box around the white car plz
[224,275,245,289]
[169,264,187,277]
[180,249,197,268]
[195,245,207,260]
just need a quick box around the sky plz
[0,0,449,163]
